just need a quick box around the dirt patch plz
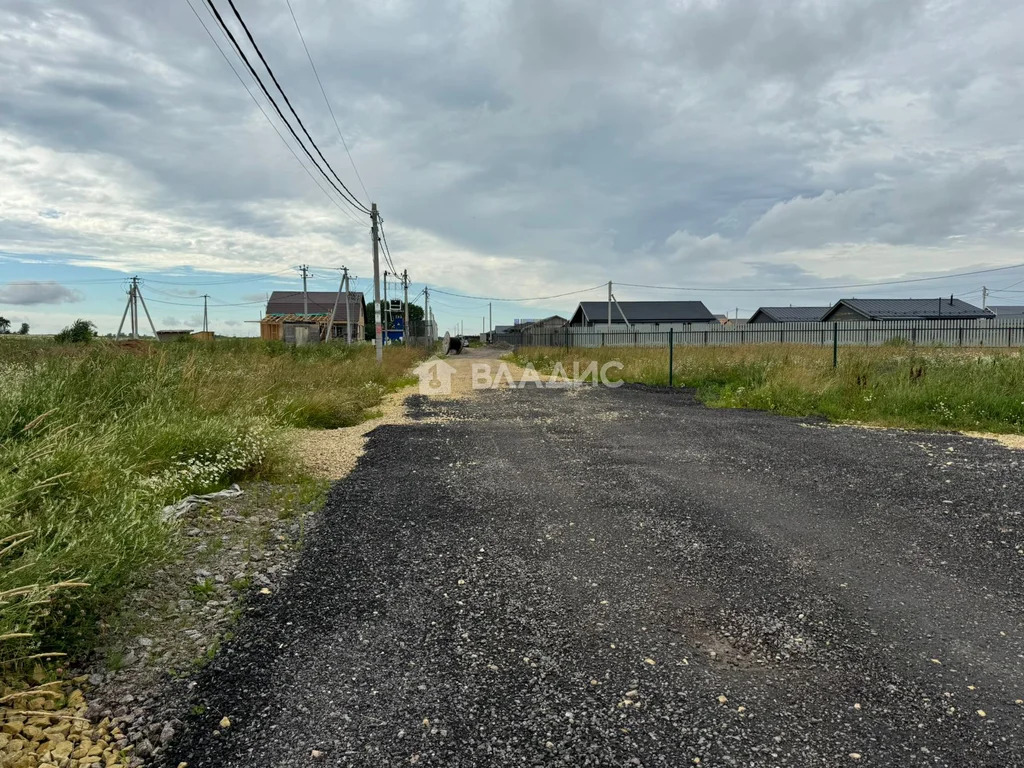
[964,431,1024,451]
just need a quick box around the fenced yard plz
[497,318,1024,349]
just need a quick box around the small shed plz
[156,329,194,342]
[988,305,1024,318]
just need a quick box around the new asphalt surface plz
[167,384,1024,767]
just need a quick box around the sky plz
[2,0,1024,335]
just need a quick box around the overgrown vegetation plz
[510,345,1024,434]
[0,337,421,666]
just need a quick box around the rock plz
[219,717,231,729]
[310,749,325,759]
[135,738,154,758]
[138,638,153,648]
[160,723,176,744]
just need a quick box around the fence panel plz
[493,317,1024,350]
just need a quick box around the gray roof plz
[821,298,990,321]
[265,290,365,321]
[988,305,1024,317]
[749,306,829,323]
[571,300,715,324]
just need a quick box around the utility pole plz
[342,266,351,343]
[300,264,309,316]
[423,286,430,342]
[982,286,988,309]
[371,203,382,364]
[116,276,159,341]
[489,302,492,343]
[202,294,209,334]
[607,280,613,332]
[402,269,409,344]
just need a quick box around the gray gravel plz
[165,384,1024,766]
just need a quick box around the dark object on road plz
[444,331,463,355]
[168,386,1024,767]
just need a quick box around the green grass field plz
[510,344,1024,434]
[0,337,422,666]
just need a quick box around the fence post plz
[833,323,838,369]
[669,328,674,388]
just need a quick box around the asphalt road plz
[167,383,1024,767]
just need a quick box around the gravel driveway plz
[166,383,1024,767]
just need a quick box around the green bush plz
[54,319,97,344]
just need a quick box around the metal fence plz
[495,318,1024,349]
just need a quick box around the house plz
[820,298,991,322]
[748,306,829,323]
[259,290,366,342]
[516,315,567,332]
[568,301,715,327]
[987,305,1024,318]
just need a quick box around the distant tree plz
[54,319,97,343]
[17,322,29,335]
[0,316,9,334]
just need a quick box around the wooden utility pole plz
[402,269,409,344]
[371,203,382,364]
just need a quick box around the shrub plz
[54,319,97,344]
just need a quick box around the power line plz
[284,0,370,202]
[431,283,607,302]
[219,0,370,214]
[616,262,1024,293]
[201,0,367,219]
[182,0,363,226]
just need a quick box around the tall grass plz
[0,338,422,664]
[511,345,1024,434]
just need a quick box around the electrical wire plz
[616,262,1024,293]
[284,0,370,202]
[182,0,362,226]
[201,0,367,219]
[430,283,607,302]
[220,0,370,214]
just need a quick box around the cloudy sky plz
[2,0,1023,334]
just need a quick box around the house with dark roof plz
[260,290,366,342]
[568,301,715,327]
[987,305,1024,318]
[820,298,991,322]
[748,306,829,323]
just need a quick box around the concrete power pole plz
[202,294,209,334]
[300,264,309,316]
[423,286,430,343]
[607,280,613,332]
[116,276,159,341]
[982,286,988,310]
[489,302,492,343]
[402,269,409,344]
[342,266,351,344]
[371,203,382,364]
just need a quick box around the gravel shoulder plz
[165,381,1024,767]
